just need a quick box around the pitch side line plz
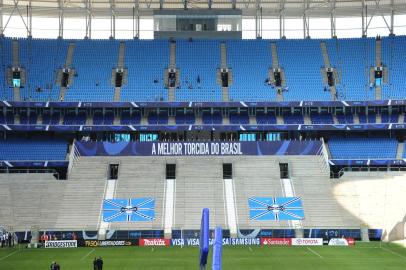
[0,250,20,261]
[307,247,323,259]
[81,248,95,260]
[381,247,406,260]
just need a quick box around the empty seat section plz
[284,113,304,124]
[382,36,406,99]
[0,138,67,160]
[19,38,68,101]
[336,113,354,124]
[256,112,276,124]
[120,111,141,125]
[176,112,195,124]
[229,111,249,124]
[64,40,118,101]
[175,40,221,101]
[329,138,397,159]
[0,38,13,100]
[326,38,375,100]
[311,113,334,124]
[121,40,169,101]
[227,40,276,101]
[277,39,329,101]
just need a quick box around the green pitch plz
[0,242,405,270]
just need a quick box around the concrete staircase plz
[59,43,76,101]
[320,42,337,100]
[270,42,283,101]
[304,115,311,125]
[55,157,107,230]
[220,42,230,101]
[168,42,177,102]
[113,42,126,102]
[398,114,404,124]
[396,142,404,159]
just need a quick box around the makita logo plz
[139,238,169,246]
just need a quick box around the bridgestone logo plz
[44,240,77,248]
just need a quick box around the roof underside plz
[2,0,406,18]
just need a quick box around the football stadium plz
[1,0,406,269]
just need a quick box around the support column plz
[133,0,140,39]
[27,0,32,37]
[58,0,64,38]
[330,0,336,38]
[361,0,367,37]
[110,0,116,39]
[85,0,92,39]
[390,0,395,36]
[255,2,262,39]
[0,0,3,37]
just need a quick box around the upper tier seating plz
[1,36,406,102]
[121,40,169,101]
[0,38,13,100]
[328,138,397,159]
[175,40,221,101]
[277,39,330,101]
[227,40,276,101]
[382,36,406,99]
[65,40,118,101]
[19,39,68,101]
[326,38,375,100]
[0,139,67,160]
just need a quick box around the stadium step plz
[332,114,339,124]
[304,115,311,125]
[398,114,404,124]
[375,86,382,100]
[396,142,404,159]
[12,39,19,67]
[376,38,382,67]
[249,115,257,125]
[353,114,360,124]
[13,87,20,101]
[114,87,121,102]
[376,113,382,124]
[65,42,75,68]
[222,87,229,101]
[118,42,126,68]
[320,42,331,68]
[276,115,284,124]
[220,42,227,68]
[270,42,279,68]
[168,88,175,102]
[169,41,176,68]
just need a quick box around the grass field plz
[0,242,406,269]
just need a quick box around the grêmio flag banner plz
[75,141,322,157]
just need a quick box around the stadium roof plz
[1,0,406,18]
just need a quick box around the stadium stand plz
[121,40,169,101]
[328,138,398,159]
[277,39,330,101]
[64,40,118,101]
[227,40,276,101]
[0,38,13,100]
[382,36,406,99]
[19,39,67,101]
[175,40,222,101]
[0,139,67,160]
[326,38,375,100]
